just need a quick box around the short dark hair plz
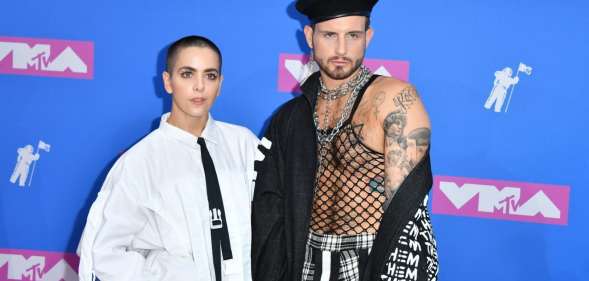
[166,35,222,74]
[311,16,371,31]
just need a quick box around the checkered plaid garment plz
[301,231,376,281]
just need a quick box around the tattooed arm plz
[380,84,431,210]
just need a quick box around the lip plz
[190,97,205,105]
[330,59,350,66]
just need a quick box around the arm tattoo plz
[383,110,406,142]
[408,128,431,156]
[382,86,430,210]
[382,127,431,210]
[373,91,386,118]
[393,87,417,113]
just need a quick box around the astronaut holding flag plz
[484,62,533,113]
[9,140,51,187]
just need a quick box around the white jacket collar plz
[159,112,220,147]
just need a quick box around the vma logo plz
[432,176,570,225]
[0,249,78,281]
[277,53,409,93]
[0,36,94,79]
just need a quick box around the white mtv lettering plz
[45,47,87,72]
[0,42,87,73]
[440,182,519,212]
[41,259,78,281]
[439,182,484,209]
[440,181,561,219]
[511,190,560,218]
[0,42,50,70]
[0,254,45,280]
[477,186,520,213]
[0,254,78,281]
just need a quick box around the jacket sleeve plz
[251,114,287,281]
[77,156,154,281]
[364,152,438,281]
[378,196,439,281]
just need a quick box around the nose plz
[335,36,347,56]
[193,76,204,92]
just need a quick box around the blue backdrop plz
[1,1,587,280]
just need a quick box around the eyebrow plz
[317,30,365,35]
[177,66,219,73]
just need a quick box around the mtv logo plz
[0,36,94,79]
[432,176,570,225]
[277,53,410,93]
[0,249,79,281]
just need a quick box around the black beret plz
[296,0,378,24]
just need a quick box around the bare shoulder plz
[370,76,430,129]
[371,75,410,94]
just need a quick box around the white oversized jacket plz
[77,113,260,281]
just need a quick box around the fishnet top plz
[310,76,386,235]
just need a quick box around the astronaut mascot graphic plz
[484,67,520,112]
[10,145,40,187]
[9,141,50,187]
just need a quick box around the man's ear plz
[162,71,172,94]
[365,27,374,48]
[303,25,314,49]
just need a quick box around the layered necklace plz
[313,65,372,144]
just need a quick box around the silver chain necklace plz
[318,66,368,101]
[313,65,372,143]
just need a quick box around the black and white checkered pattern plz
[302,231,375,281]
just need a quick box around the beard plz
[315,55,364,80]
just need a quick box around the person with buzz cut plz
[252,1,439,281]
[77,35,259,281]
